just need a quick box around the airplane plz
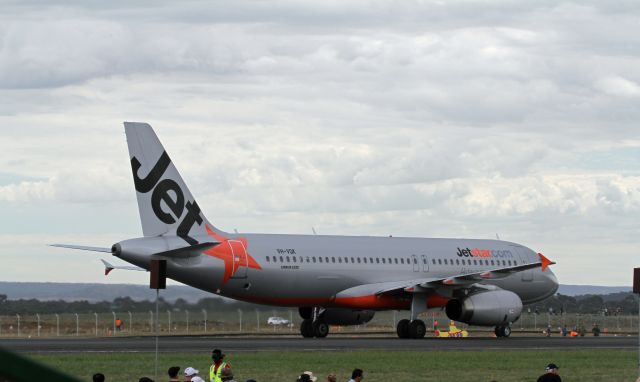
[52,122,559,339]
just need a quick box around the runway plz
[1,334,636,353]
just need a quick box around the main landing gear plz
[299,307,329,338]
[396,293,428,339]
[494,325,512,338]
[396,319,426,339]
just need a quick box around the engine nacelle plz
[445,290,522,326]
[320,308,375,325]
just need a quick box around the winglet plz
[538,253,554,271]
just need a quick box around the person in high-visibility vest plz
[209,349,231,382]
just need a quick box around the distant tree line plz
[0,295,271,315]
[0,292,638,316]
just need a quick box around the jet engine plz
[320,308,375,325]
[445,290,522,326]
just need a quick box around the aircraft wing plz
[335,253,555,298]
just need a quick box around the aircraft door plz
[512,246,533,281]
[411,254,419,272]
[229,240,248,279]
[421,254,429,272]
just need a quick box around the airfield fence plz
[0,310,636,338]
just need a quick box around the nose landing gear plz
[494,325,512,337]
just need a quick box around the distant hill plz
[0,282,632,302]
[558,284,630,296]
[0,282,212,303]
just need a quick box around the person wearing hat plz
[297,371,317,382]
[185,367,206,382]
[220,367,236,382]
[210,349,231,382]
[536,363,561,382]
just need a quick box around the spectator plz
[327,374,337,382]
[93,373,105,382]
[220,368,236,382]
[592,324,601,337]
[168,366,180,382]
[140,378,155,382]
[185,367,206,382]
[536,363,561,382]
[347,369,363,382]
[210,349,231,382]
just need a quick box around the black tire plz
[494,326,502,337]
[501,325,511,337]
[396,319,410,339]
[299,307,313,320]
[313,319,329,338]
[300,319,314,338]
[409,320,426,339]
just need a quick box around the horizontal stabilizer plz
[49,244,111,253]
[154,241,219,259]
[101,259,145,275]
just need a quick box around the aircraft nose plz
[545,270,559,294]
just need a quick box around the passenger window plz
[395,258,399,264]
[319,257,323,263]
[388,258,392,264]
[473,259,477,265]
[312,257,316,263]
[382,258,386,264]
[325,257,329,263]
[357,257,361,263]
[423,258,427,264]
[351,257,355,263]
[432,259,436,265]
[280,256,284,262]
[338,257,342,263]
[364,258,368,264]
[370,257,374,263]
[292,256,296,263]
[376,258,380,264]
[456,259,459,265]
[484,260,488,265]
[266,256,270,262]
[331,257,335,263]
[438,259,442,265]
[491,260,494,266]
[286,256,290,262]
[502,260,506,266]
[401,258,405,264]
[444,259,448,265]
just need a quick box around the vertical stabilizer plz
[124,122,213,244]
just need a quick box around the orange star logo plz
[204,225,262,284]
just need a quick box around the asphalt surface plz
[1,334,636,353]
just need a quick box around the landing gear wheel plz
[299,307,312,320]
[313,319,329,338]
[409,320,426,339]
[494,325,511,338]
[300,319,314,338]
[396,319,410,339]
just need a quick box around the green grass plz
[32,349,636,382]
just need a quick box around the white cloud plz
[0,0,639,285]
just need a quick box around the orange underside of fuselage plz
[237,293,449,310]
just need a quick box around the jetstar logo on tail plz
[204,225,262,284]
[131,151,203,245]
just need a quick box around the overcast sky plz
[1,1,638,287]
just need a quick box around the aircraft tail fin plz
[124,122,218,244]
